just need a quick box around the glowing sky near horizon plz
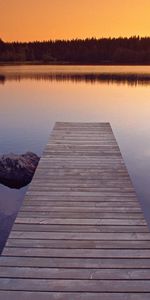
[0,0,150,42]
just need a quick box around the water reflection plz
[0,185,27,253]
[0,65,150,253]
[0,75,5,84]
[0,72,150,86]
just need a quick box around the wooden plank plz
[1,278,150,292]
[1,267,150,279]
[15,217,147,225]
[6,239,150,249]
[20,206,141,212]
[22,201,140,207]
[17,212,144,219]
[8,231,150,240]
[2,256,150,268]
[3,248,150,258]
[12,224,148,233]
[24,195,138,201]
[0,292,150,300]
[0,122,150,298]
[26,191,136,196]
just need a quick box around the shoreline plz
[0,62,150,67]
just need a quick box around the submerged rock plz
[0,152,40,189]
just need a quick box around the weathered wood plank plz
[20,206,141,212]
[0,292,150,300]
[8,231,150,240]
[22,201,140,207]
[12,224,148,233]
[15,217,147,225]
[2,256,150,269]
[3,248,150,258]
[26,191,136,196]
[6,239,150,249]
[24,195,138,201]
[1,267,150,279]
[17,212,145,219]
[1,278,150,292]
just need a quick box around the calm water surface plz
[0,65,150,251]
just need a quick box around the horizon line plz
[1,35,150,44]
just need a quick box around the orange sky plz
[0,0,150,42]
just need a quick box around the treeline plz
[0,37,150,64]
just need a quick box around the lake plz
[0,65,150,252]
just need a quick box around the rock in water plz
[0,152,40,189]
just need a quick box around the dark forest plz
[0,37,150,64]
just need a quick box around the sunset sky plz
[0,0,150,42]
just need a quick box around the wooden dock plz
[0,122,150,299]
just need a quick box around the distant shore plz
[0,37,150,65]
[0,62,150,66]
